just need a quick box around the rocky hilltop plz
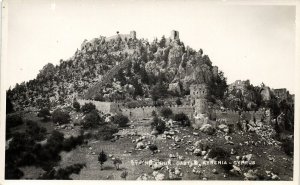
[7,30,225,110]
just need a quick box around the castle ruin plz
[190,83,208,115]
[170,30,179,40]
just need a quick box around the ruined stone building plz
[105,30,137,42]
[190,83,208,115]
[228,80,250,95]
[273,88,289,100]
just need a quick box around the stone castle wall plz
[84,59,131,99]
[213,109,268,124]
[77,99,121,114]
[121,105,194,121]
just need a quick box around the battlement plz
[189,83,208,99]
[170,30,179,40]
[105,31,137,42]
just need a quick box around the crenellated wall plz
[121,105,194,121]
[77,99,121,114]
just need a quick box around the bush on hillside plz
[174,113,190,126]
[151,116,166,134]
[73,101,81,112]
[6,113,24,129]
[81,110,103,128]
[52,109,70,124]
[38,108,51,121]
[112,114,129,127]
[160,107,173,118]
[81,102,96,114]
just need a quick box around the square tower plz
[130,31,136,39]
[190,84,208,99]
[171,30,179,40]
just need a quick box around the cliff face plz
[7,31,222,110]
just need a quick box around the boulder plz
[174,136,181,142]
[212,169,218,174]
[200,124,214,135]
[151,129,159,136]
[154,172,165,180]
[136,142,145,149]
[244,170,258,180]
[193,149,201,156]
[218,124,229,133]
[137,174,152,180]
[151,162,164,170]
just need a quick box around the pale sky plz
[4,0,296,93]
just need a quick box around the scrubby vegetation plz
[52,109,71,124]
[81,110,104,128]
[174,113,190,126]
[160,107,173,118]
[112,114,129,127]
[151,116,166,134]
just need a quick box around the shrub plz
[52,109,70,124]
[208,147,230,160]
[151,117,166,134]
[113,114,129,127]
[98,150,107,170]
[94,94,105,101]
[81,103,96,114]
[160,107,173,118]
[6,113,23,129]
[176,98,182,105]
[73,101,81,112]
[120,170,128,180]
[151,110,157,117]
[62,135,84,152]
[5,166,24,179]
[174,113,190,126]
[6,96,14,114]
[149,144,158,153]
[38,108,51,121]
[39,163,86,180]
[113,158,122,170]
[97,125,119,141]
[81,110,103,129]
[25,120,47,141]
[208,147,233,172]
[281,140,293,156]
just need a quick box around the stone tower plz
[170,30,179,40]
[130,31,136,39]
[190,84,208,114]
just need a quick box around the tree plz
[52,109,70,124]
[25,120,47,141]
[113,158,122,170]
[159,35,166,48]
[81,103,96,114]
[175,98,182,106]
[73,101,81,112]
[38,108,51,121]
[208,71,228,100]
[160,107,173,118]
[113,114,129,127]
[149,144,158,154]
[151,117,166,134]
[81,110,103,128]
[6,113,24,129]
[120,170,128,180]
[39,163,86,180]
[6,96,14,114]
[174,113,190,127]
[98,150,107,170]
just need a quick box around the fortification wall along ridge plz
[121,105,194,121]
[78,98,268,123]
[77,99,121,114]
